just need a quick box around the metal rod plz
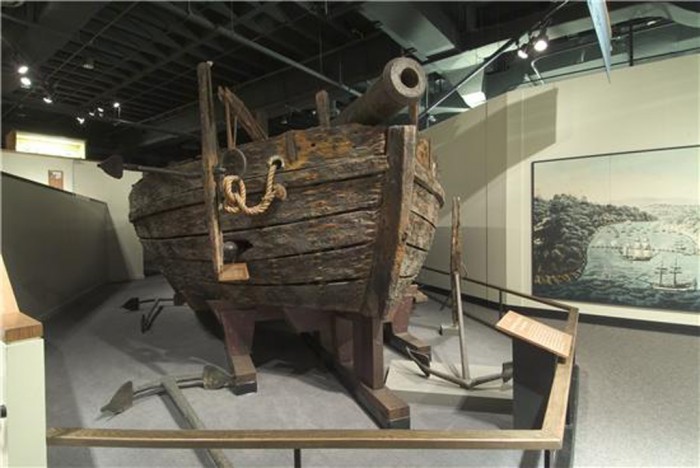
[498,290,504,319]
[406,349,505,390]
[420,266,576,313]
[294,448,302,468]
[628,23,634,66]
[162,378,234,468]
[157,3,361,98]
[420,0,570,119]
[122,164,199,178]
[454,272,470,381]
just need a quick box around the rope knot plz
[221,153,286,216]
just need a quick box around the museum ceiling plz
[1,1,699,165]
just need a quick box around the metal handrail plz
[420,265,575,312]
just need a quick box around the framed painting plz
[531,145,700,313]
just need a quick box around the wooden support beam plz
[352,316,384,389]
[218,86,268,141]
[197,62,224,278]
[315,90,331,128]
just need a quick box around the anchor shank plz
[161,377,233,468]
[123,163,199,178]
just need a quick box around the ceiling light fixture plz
[113,102,120,108]
[19,76,32,88]
[517,44,529,59]
[533,30,549,52]
[76,117,86,125]
[88,111,95,117]
[17,65,29,75]
[43,96,53,104]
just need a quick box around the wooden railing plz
[47,270,578,461]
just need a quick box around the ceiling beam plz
[1,2,105,95]
[155,2,362,98]
[131,33,398,149]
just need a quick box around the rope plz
[221,156,286,216]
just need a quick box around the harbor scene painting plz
[532,147,700,313]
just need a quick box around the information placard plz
[496,311,572,359]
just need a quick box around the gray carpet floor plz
[44,276,699,467]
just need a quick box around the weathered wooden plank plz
[219,87,268,141]
[160,124,386,179]
[140,210,379,262]
[414,160,445,207]
[363,126,415,318]
[197,62,224,277]
[399,245,429,278]
[129,124,386,217]
[410,182,439,228]
[415,138,431,172]
[134,175,383,238]
[130,156,388,221]
[405,211,436,252]
[220,280,367,312]
[161,277,366,313]
[156,243,374,285]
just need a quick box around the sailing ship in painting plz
[621,238,654,261]
[650,258,697,292]
[532,149,700,312]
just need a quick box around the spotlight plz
[517,44,529,60]
[19,76,32,88]
[17,65,29,75]
[533,30,549,52]
[43,96,53,104]
[88,111,95,117]
[76,117,85,125]
[113,102,120,108]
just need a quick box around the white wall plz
[0,150,143,280]
[0,150,74,192]
[73,162,143,281]
[419,54,700,326]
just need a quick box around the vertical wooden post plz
[334,317,354,366]
[197,62,223,277]
[315,90,331,128]
[208,300,258,394]
[353,316,384,389]
[450,196,462,326]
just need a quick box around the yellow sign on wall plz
[6,130,86,159]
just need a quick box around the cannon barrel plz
[333,57,427,126]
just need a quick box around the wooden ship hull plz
[131,124,442,317]
[123,59,444,428]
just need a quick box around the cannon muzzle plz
[333,57,426,126]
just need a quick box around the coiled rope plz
[221,155,286,215]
